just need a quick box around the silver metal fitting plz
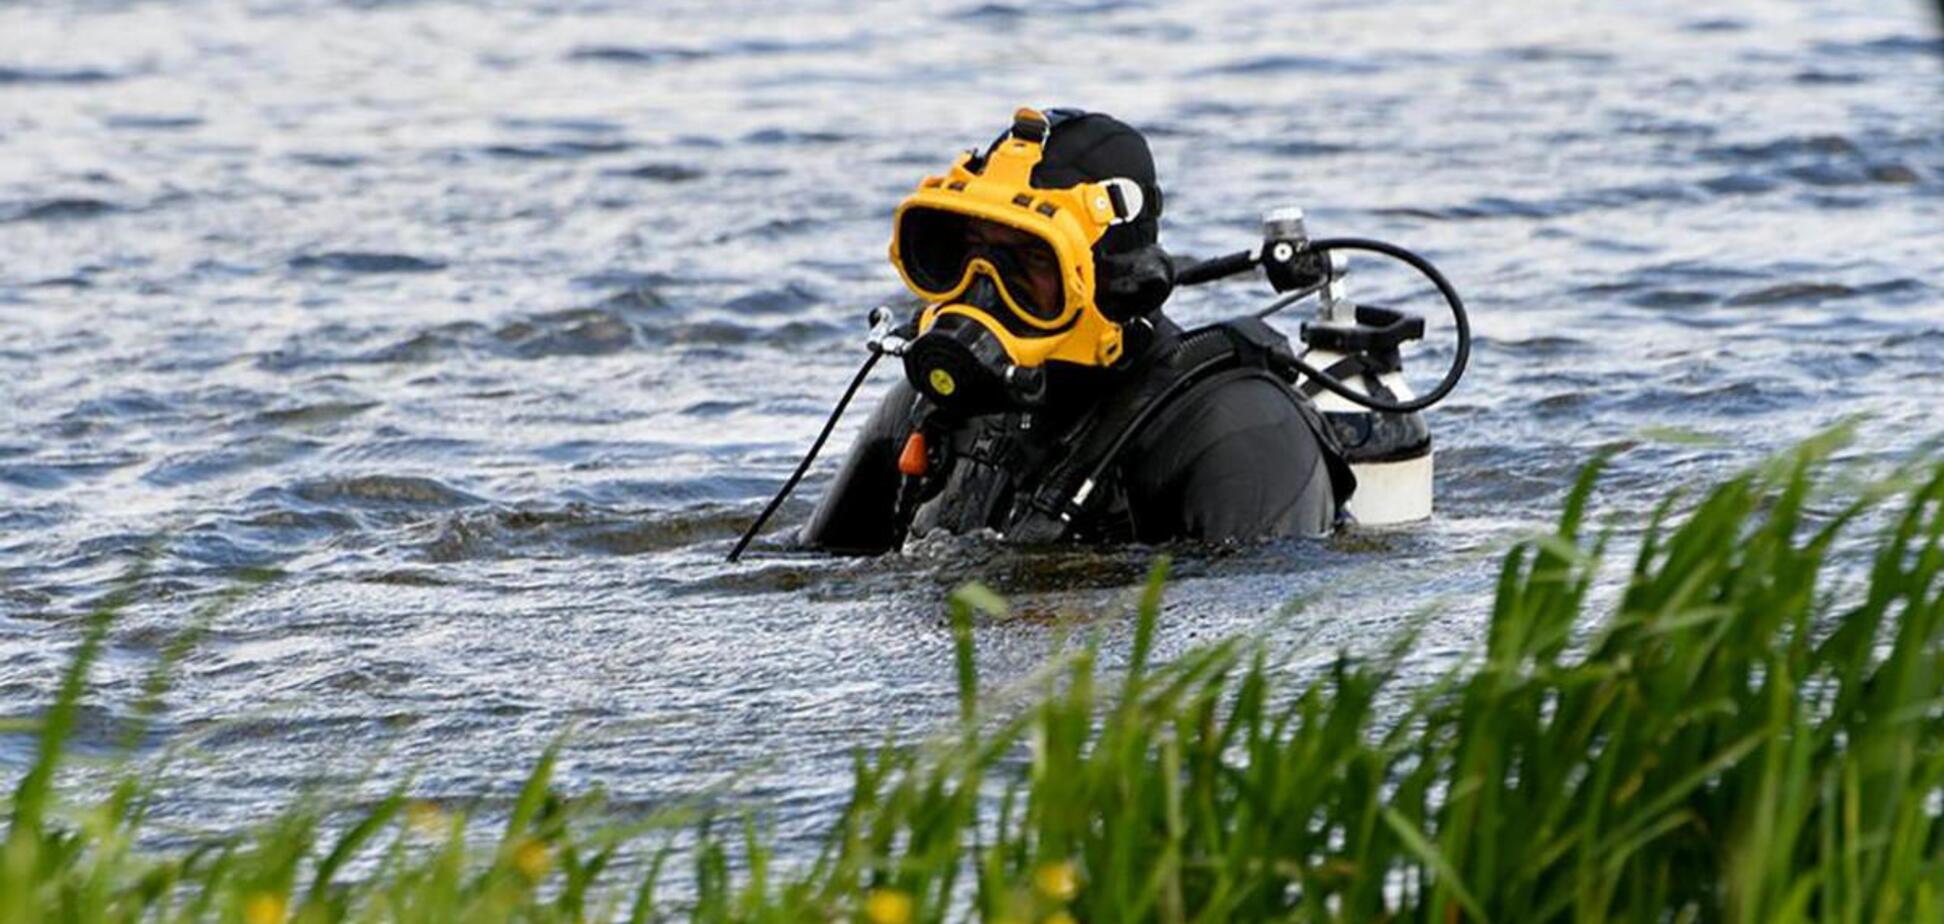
[1319,253,1355,325]
[1261,205,1308,243]
[866,305,909,356]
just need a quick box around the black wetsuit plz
[799,314,1353,553]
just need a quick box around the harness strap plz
[1298,354,1380,399]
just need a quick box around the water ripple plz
[288,252,448,274]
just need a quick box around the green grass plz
[6,434,1944,922]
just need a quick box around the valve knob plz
[1261,206,1308,243]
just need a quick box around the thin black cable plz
[1287,237,1471,414]
[1254,280,1325,318]
[726,352,882,562]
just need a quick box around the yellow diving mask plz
[889,108,1149,414]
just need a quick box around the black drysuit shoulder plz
[1114,370,1344,543]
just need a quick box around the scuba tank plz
[1288,224,1435,525]
[1299,285,1436,525]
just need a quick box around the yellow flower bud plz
[1034,861,1080,902]
[513,838,550,882]
[243,892,287,924]
[404,800,447,837]
[864,888,914,924]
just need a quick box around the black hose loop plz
[1295,237,1471,414]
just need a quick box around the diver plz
[791,107,1359,554]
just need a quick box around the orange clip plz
[898,431,928,477]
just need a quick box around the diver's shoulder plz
[1168,372,1308,428]
[1115,368,1336,538]
[1124,371,1314,467]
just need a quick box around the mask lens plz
[987,233,1065,322]
[896,208,973,294]
[971,225,1063,321]
[896,208,1067,321]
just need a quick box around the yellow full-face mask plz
[888,109,1148,413]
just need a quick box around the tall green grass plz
[6,437,1943,922]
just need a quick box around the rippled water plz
[2,0,1940,855]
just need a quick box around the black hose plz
[1174,249,1257,286]
[1038,348,1236,524]
[1289,237,1471,414]
[726,352,882,562]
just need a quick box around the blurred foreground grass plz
[6,434,1944,922]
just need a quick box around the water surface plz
[1,0,1940,857]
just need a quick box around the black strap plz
[1103,182,1130,220]
[1298,354,1375,399]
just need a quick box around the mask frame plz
[888,108,1147,370]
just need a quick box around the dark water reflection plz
[1,0,1939,857]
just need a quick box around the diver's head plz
[889,107,1174,417]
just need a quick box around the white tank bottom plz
[1345,450,1434,526]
